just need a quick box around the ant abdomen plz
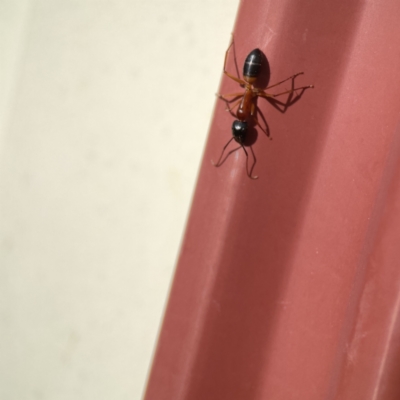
[243,49,262,82]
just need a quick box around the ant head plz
[232,120,248,144]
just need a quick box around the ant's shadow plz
[214,40,312,178]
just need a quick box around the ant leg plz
[224,98,241,116]
[217,92,244,102]
[256,84,313,99]
[271,85,314,98]
[250,101,256,116]
[230,34,241,79]
[223,36,247,85]
[224,71,246,85]
[253,115,269,137]
[218,94,243,116]
[264,72,304,90]
[250,102,270,138]
[211,137,235,166]
[241,144,258,180]
[249,146,258,179]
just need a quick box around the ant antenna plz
[241,145,258,179]
[211,137,235,166]
[212,138,258,179]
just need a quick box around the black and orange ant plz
[212,38,314,179]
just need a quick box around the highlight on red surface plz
[144,0,400,399]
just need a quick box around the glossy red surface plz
[144,0,400,399]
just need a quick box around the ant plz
[212,38,314,179]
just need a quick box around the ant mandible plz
[212,37,314,179]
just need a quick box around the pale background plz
[0,0,239,398]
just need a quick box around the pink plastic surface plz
[144,0,400,399]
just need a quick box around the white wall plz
[0,1,239,398]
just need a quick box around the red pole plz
[144,0,400,399]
